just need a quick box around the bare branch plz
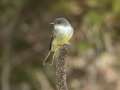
[55,45,69,90]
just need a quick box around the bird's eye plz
[56,21,62,24]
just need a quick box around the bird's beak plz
[50,22,54,25]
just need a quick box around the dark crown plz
[54,18,70,25]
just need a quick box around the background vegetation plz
[0,0,120,90]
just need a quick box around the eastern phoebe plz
[43,17,74,65]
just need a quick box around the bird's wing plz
[49,33,55,50]
[43,33,55,65]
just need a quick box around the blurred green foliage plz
[112,0,120,14]
[85,11,104,25]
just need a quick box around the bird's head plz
[50,17,70,26]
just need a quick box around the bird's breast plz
[54,25,73,37]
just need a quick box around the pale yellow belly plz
[51,35,71,52]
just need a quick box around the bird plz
[43,17,74,65]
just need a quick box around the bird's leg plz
[57,44,64,47]
[57,42,70,47]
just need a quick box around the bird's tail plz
[43,48,60,65]
[43,50,54,65]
